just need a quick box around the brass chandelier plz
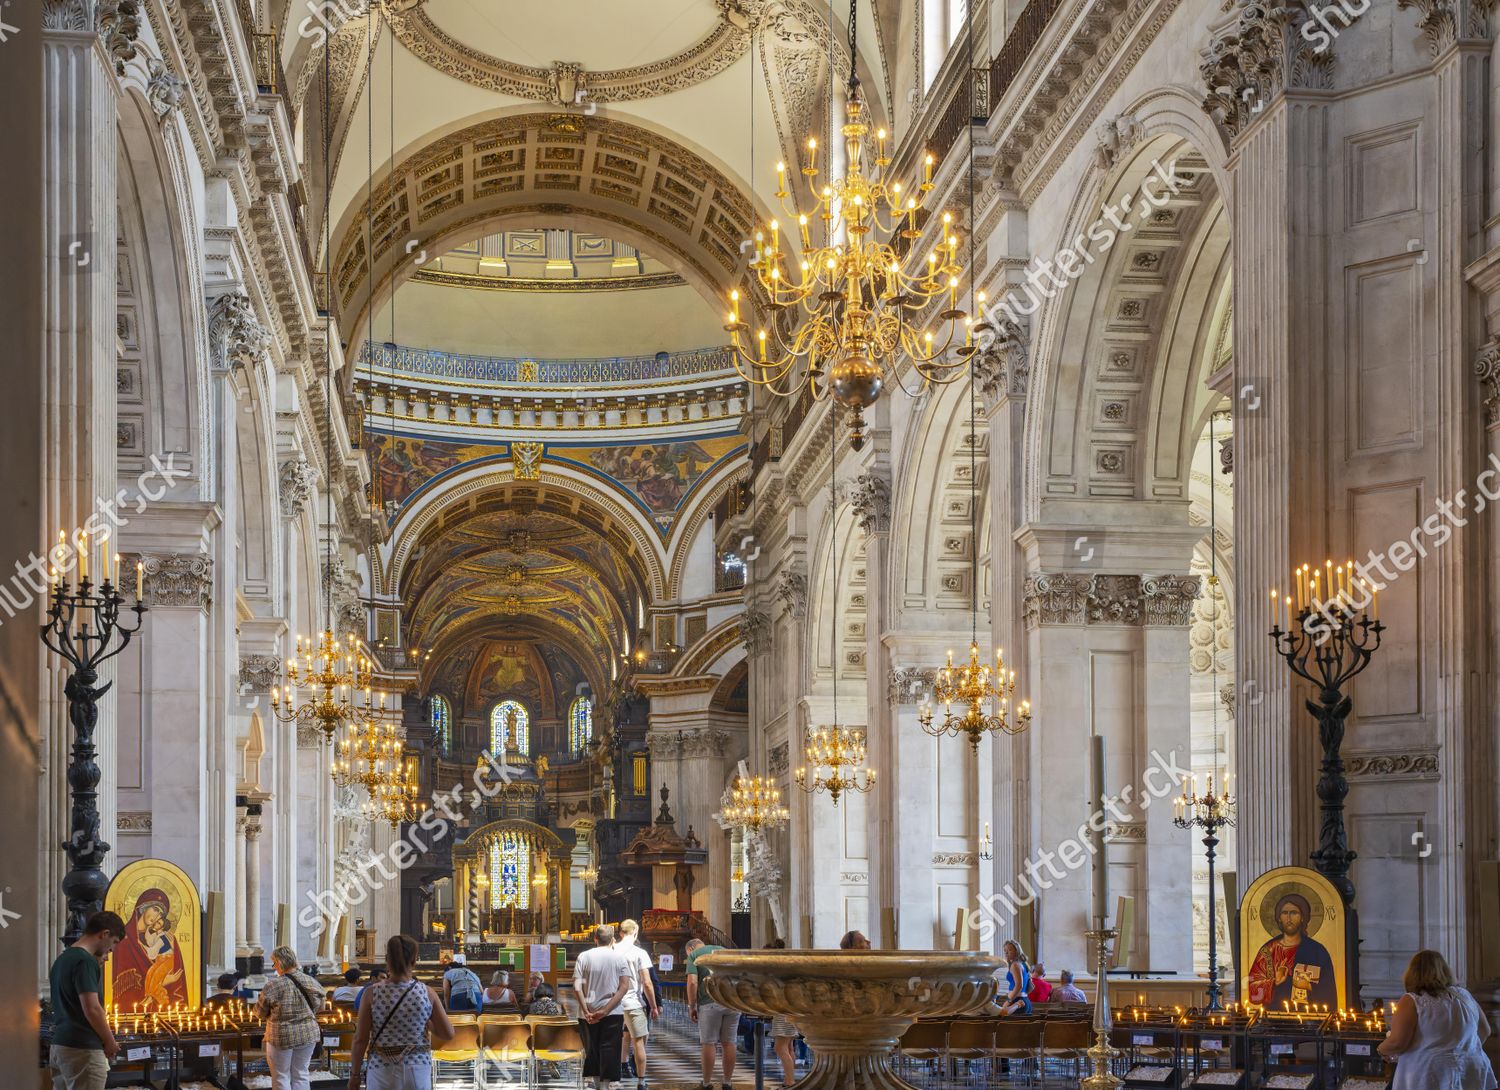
[270,630,374,741]
[332,690,404,791]
[920,644,1031,749]
[726,0,978,448]
[796,725,875,806]
[722,774,790,833]
[367,754,421,826]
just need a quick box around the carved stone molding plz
[849,472,892,535]
[974,319,1030,403]
[1143,574,1203,626]
[740,608,772,656]
[841,871,870,883]
[1397,0,1496,55]
[297,721,328,749]
[931,852,977,866]
[1199,1,1334,140]
[1022,573,1090,628]
[1476,336,1500,431]
[1345,749,1440,781]
[139,553,213,611]
[887,667,936,706]
[1107,822,1146,842]
[146,57,185,117]
[1087,575,1143,625]
[43,0,141,74]
[207,291,271,373]
[1093,113,1144,171]
[238,654,281,693]
[278,458,317,519]
[768,740,789,776]
[1218,434,1234,475]
[775,568,807,620]
[117,811,152,832]
[323,559,366,638]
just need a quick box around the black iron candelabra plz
[41,556,147,946]
[1269,575,1383,907]
[1174,775,1235,1011]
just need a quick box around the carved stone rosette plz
[886,667,936,705]
[278,457,317,519]
[849,472,892,535]
[238,654,281,693]
[139,553,213,611]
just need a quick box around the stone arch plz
[328,110,768,350]
[665,453,750,599]
[807,496,868,682]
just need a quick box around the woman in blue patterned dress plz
[348,935,455,1090]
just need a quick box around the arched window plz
[431,695,451,754]
[569,696,593,755]
[488,833,532,908]
[491,700,530,756]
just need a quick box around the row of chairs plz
[897,1017,1096,1089]
[326,1013,588,1090]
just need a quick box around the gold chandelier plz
[270,629,373,741]
[725,1,977,448]
[722,774,790,833]
[919,644,1032,749]
[366,754,420,826]
[796,725,875,806]
[333,691,404,791]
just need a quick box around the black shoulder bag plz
[287,972,328,1057]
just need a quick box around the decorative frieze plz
[238,654,281,693]
[207,292,271,373]
[1024,573,1201,627]
[849,471,892,534]
[117,811,152,832]
[1107,822,1146,842]
[139,553,213,611]
[1087,575,1143,625]
[768,740,789,776]
[278,458,317,519]
[775,568,808,620]
[886,667,935,706]
[739,608,771,656]
[931,852,977,866]
[841,871,869,883]
[1344,750,1440,781]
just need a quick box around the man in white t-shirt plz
[615,919,659,1090]
[574,924,635,1090]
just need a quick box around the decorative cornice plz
[1024,573,1200,627]
[278,457,317,520]
[775,568,808,620]
[1199,1,1334,141]
[740,607,772,656]
[887,667,936,705]
[849,471,892,535]
[207,291,272,374]
[1476,336,1500,431]
[238,654,281,694]
[138,553,213,612]
[1345,749,1440,781]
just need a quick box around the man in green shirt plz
[684,938,736,1090]
[48,911,126,1090]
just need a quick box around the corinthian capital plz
[44,0,141,73]
[1199,2,1334,139]
[208,291,272,373]
[886,667,936,705]
[136,553,213,612]
[1476,336,1500,431]
[849,471,891,535]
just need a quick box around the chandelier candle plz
[1090,734,1107,924]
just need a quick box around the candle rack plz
[41,542,147,945]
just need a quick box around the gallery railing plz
[360,342,737,387]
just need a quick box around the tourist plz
[1378,949,1497,1089]
[47,911,126,1090]
[205,973,239,1007]
[616,919,658,1090]
[686,936,738,1090]
[484,970,518,1009]
[332,968,362,1003]
[442,952,484,1013]
[764,940,799,1088]
[994,940,1033,1016]
[355,969,388,1012]
[838,930,871,950]
[1054,970,1088,1005]
[256,945,327,1090]
[347,934,455,1090]
[1028,962,1053,1004]
[575,924,634,1090]
[527,983,563,1016]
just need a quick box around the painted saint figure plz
[111,888,189,1010]
[1247,893,1338,1008]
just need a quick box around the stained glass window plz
[488,834,532,908]
[491,700,529,756]
[569,696,593,755]
[432,695,451,753]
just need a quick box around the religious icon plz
[1239,865,1345,1010]
[104,858,202,1011]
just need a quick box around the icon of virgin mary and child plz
[111,887,189,1010]
[1246,892,1338,1008]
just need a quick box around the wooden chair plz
[1038,1019,1093,1086]
[991,1018,1044,1087]
[897,1020,948,1081]
[480,1018,534,1089]
[947,1019,996,1085]
[531,1019,587,1090]
[433,1014,483,1087]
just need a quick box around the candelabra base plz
[1080,1029,1122,1090]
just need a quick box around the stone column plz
[885,664,940,949]
[40,0,137,958]
[235,801,249,958]
[245,805,264,955]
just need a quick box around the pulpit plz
[622,786,711,956]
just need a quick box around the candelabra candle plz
[1269,562,1385,909]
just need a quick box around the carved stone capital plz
[43,0,141,73]
[323,559,366,638]
[1397,0,1496,55]
[1477,336,1500,431]
[138,553,213,611]
[647,730,682,760]
[775,568,807,620]
[1022,572,1090,627]
[146,57,185,117]
[298,721,328,749]
[278,458,317,519]
[849,471,891,535]
[887,667,936,705]
[208,291,271,373]
[1199,2,1334,140]
[739,608,772,656]
[678,727,733,759]
[1143,574,1203,626]
[238,653,281,693]
[973,319,1030,402]
[1087,575,1143,625]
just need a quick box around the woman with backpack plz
[255,945,327,1090]
[348,934,455,1090]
